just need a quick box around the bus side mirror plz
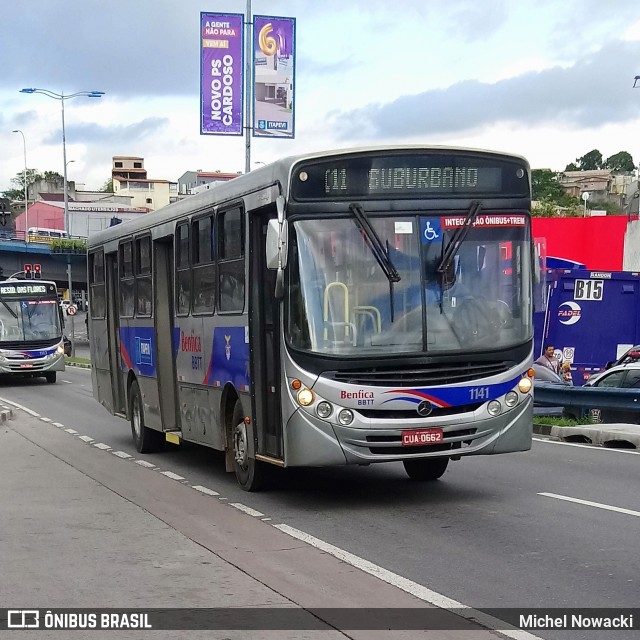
[265,218,288,270]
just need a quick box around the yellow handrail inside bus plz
[323,282,349,341]
[353,305,381,333]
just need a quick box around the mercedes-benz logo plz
[417,400,432,417]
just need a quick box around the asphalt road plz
[1,367,639,640]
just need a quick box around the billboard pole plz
[244,0,252,174]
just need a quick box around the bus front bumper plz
[283,396,533,467]
[0,353,65,375]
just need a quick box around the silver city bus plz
[88,146,535,491]
[0,279,66,383]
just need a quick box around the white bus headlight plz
[337,409,354,425]
[505,391,518,407]
[488,400,502,416]
[518,377,533,393]
[316,401,333,419]
[297,388,314,406]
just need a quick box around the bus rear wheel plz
[231,399,265,492]
[129,380,164,454]
[403,457,449,481]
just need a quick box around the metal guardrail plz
[534,382,640,412]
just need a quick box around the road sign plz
[67,305,78,316]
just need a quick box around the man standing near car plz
[536,344,561,375]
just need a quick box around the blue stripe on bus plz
[381,374,524,407]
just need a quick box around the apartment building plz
[111,156,179,211]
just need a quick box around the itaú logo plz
[558,301,582,325]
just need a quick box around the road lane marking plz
[273,523,543,640]
[112,450,132,459]
[0,397,40,417]
[52,422,64,428]
[534,437,640,455]
[135,460,156,469]
[40,417,52,422]
[62,380,72,384]
[64,428,78,435]
[93,443,112,450]
[160,470,185,481]
[539,492,640,518]
[78,435,94,443]
[192,485,219,496]
[229,502,265,517]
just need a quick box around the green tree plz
[575,149,603,171]
[101,178,113,193]
[2,168,42,200]
[532,169,565,201]
[564,162,579,171]
[42,170,63,181]
[603,151,635,172]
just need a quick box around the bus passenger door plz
[249,213,282,461]
[106,252,126,414]
[153,238,179,430]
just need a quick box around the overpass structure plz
[0,240,87,293]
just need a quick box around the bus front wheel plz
[231,399,265,492]
[403,457,449,481]
[45,372,57,384]
[129,380,164,454]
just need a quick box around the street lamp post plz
[20,88,104,358]
[65,157,76,356]
[19,88,105,237]
[12,130,28,239]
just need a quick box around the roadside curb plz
[0,405,14,423]
[532,423,555,437]
[533,422,640,449]
[64,361,92,369]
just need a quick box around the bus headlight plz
[518,377,533,393]
[316,401,333,419]
[337,409,354,425]
[297,388,314,406]
[505,391,519,407]
[488,400,502,416]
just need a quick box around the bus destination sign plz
[0,284,49,296]
[292,154,529,200]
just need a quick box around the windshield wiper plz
[0,300,18,320]
[438,200,483,275]
[348,203,401,283]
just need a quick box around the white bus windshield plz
[0,298,62,342]
[287,215,532,356]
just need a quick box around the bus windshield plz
[0,298,62,342]
[287,214,532,356]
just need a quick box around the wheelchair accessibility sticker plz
[421,218,442,243]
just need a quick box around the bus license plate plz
[401,428,444,446]
[19,363,34,368]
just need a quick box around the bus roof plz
[88,145,529,249]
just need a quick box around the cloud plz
[332,40,640,140]
[41,117,169,146]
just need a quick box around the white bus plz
[0,279,65,383]
[88,146,535,490]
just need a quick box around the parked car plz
[566,362,640,423]
[586,345,640,382]
[60,299,72,310]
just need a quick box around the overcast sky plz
[2,0,640,192]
